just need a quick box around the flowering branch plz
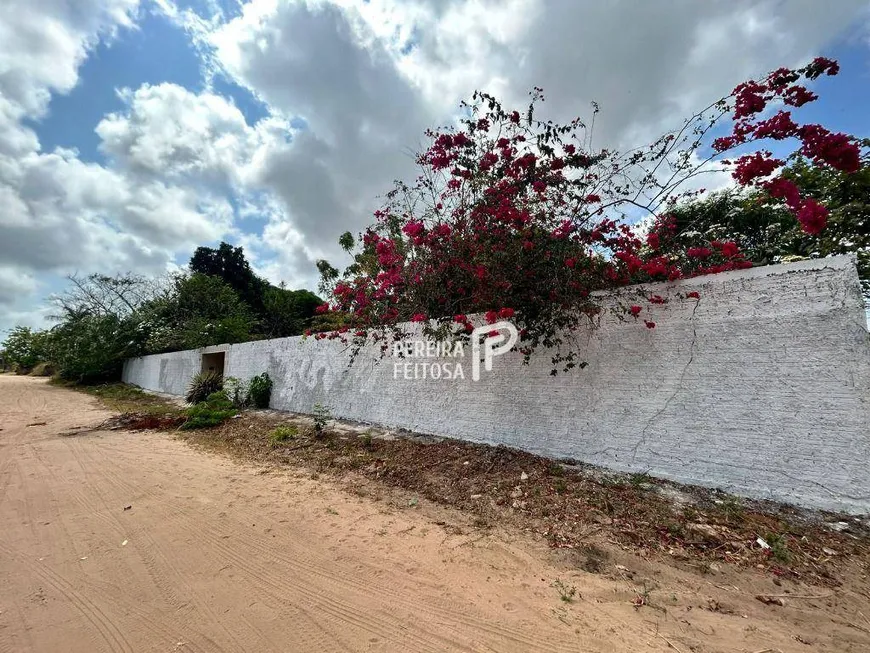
[311,58,863,373]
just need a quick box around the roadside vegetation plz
[0,242,321,384]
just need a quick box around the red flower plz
[565,257,576,269]
[453,314,467,323]
[510,111,520,124]
[804,57,839,79]
[484,310,499,324]
[479,152,499,171]
[764,177,801,208]
[753,111,798,140]
[733,152,782,185]
[644,320,656,329]
[584,194,601,203]
[720,241,740,257]
[499,307,515,319]
[629,305,642,316]
[647,232,661,250]
[686,247,712,259]
[315,303,330,314]
[522,240,534,251]
[432,224,452,237]
[783,85,817,108]
[411,313,427,323]
[685,291,700,299]
[402,220,425,238]
[797,199,828,235]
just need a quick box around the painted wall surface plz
[123,256,870,514]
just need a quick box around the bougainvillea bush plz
[312,58,865,372]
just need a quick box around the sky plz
[1,0,869,333]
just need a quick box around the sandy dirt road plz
[1,375,867,652]
[0,376,667,652]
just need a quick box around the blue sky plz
[1,0,869,332]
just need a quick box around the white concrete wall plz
[123,256,870,514]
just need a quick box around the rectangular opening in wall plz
[201,352,225,377]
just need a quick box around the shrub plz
[247,372,272,408]
[269,425,298,445]
[1,326,48,371]
[312,403,331,438]
[223,376,249,407]
[181,391,236,430]
[186,371,223,404]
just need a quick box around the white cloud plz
[0,0,236,332]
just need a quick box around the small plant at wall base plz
[312,403,331,438]
[186,371,223,404]
[269,425,298,446]
[182,391,236,430]
[311,58,866,374]
[247,372,273,409]
[223,376,249,407]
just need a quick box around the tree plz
[261,286,323,338]
[313,59,864,372]
[51,272,166,319]
[669,152,870,297]
[47,312,145,383]
[1,326,48,371]
[190,242,269,315]
[143,273,257,352]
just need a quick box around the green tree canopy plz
[670,154,870,296]
[1,326,48,370]
[143,273,257,352]
[190,242,269,314]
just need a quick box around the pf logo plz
[470,321,518,381]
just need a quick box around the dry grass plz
[90,384,870,588]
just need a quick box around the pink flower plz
[411,313,427,323]
[315,303,330,314]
